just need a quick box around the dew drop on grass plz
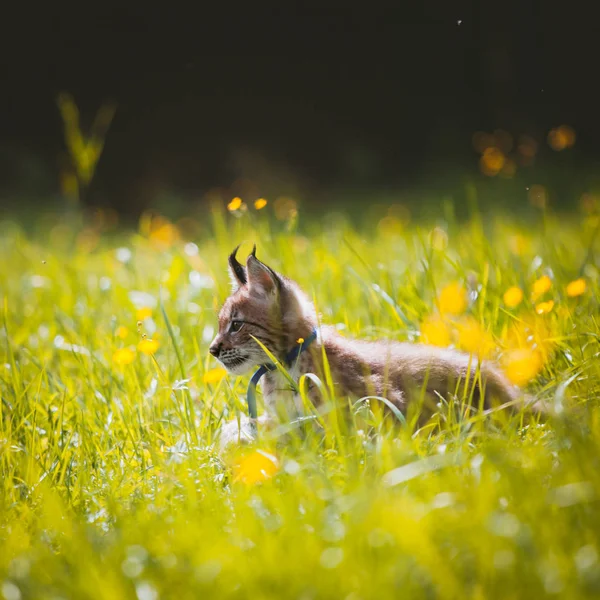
[320,547,344,569]
[284,459,301,475]
[122,558,144,579]
[184,242,199,256]
[487,512,520,538]
[189,271,214,289]
[136,581,158,600]
[116,247,132,263]
[321,518,345,543]
[431,492,455,509]
[128,291,157,309]
[30,275,48,288]
[202,325,215,343]
[1,582,21,600]
[188,302,201,314]
[549,481,595,507]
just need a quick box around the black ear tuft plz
[228,245,247,286]
[250,244,257,258]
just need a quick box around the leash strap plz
[246,328,317,420]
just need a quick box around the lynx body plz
[210,247,523,444]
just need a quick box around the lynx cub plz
[210,247,526,445]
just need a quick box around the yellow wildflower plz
[148,216,180,248]
[227,197,243,211]
[503,286,523,308]
[296,337,304,344]
[136,307,152,321]
[566,278,586,297]
[438,282,468,315]
[548,125,576,151]
[532,275,552,299]
[535,300,554,315]
[420,316,451,347]
[455,317,495,359]
[503,348,544,386]
[113,347,135,366]
[504,316,554,363]
[138,338,160,355]
[480,147,505,176]
[232,450,279,485]
[254,198,268,210]
[203,368,227,384]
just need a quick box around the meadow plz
[1,197,600,599]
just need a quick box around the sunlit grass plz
[1,202,600,598]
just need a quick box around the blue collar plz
[246,328,318,420]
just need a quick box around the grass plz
[1,200,600,599]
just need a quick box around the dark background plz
[1,2,599,216]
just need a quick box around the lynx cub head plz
[209,246,317,374]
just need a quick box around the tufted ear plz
[228,245,247,291]
[246,253,280,298]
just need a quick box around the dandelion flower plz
[420,316,451,347]
[254,198,268,210]
[503,286,524,308]
[535,300,555,315]
[480,147,505,176]
[532,275,552,299]
[455,317,495,359]
[504,316,554,363]
[113,347,135,366]
[136,307,152,321]
[566,278,586,297]
[548,125,576,151]
[203,367,227,384]
[138,338,160,355]
[148,217,179,248]
[438,282,468,315]
[503,348,544,386]
[227,197,243,211]
[232,450,279,485]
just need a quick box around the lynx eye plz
[229,320,243,333]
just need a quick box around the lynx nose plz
[209,342,222,358]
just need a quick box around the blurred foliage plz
[0,198,600,598]
[57,93,116,203]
